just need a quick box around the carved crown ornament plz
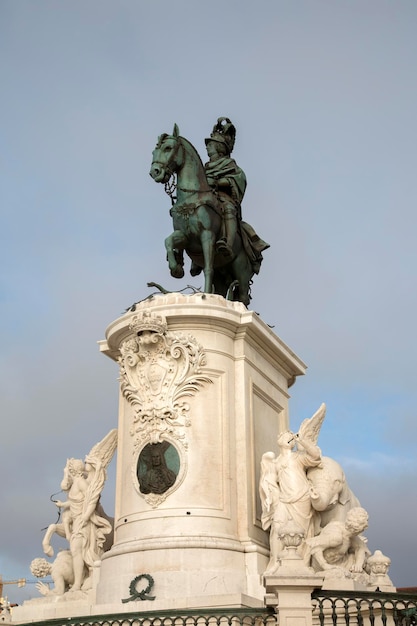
[118,310,212,451]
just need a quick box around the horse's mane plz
[178,135,206,172]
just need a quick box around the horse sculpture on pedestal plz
[150,124,268,306]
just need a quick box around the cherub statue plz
[259,404,326,574]
[41,429,117,594]
[304,506,370,576]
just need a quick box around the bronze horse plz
[150,124,267,306]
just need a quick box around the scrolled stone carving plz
[119,310,212,450]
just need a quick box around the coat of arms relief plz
[118,310,212,452]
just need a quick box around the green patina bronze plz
[150,118,269,306]
[122,573,156,603]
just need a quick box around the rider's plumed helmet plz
[205,117,236,155]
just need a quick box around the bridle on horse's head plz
[153,133,183,202]
[154,133,182,178]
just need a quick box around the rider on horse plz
[205,117,269,275]
[151,120,269,303]
[204,117,246,260]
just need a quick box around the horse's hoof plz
[43,546,54,557]
[190,263,202,276]
[171,265,184,279]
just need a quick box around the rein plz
[152,136,182,203]
[164,174,177,204]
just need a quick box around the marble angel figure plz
[259,403,326,574]
[42,429,117,593]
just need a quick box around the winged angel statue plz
[259,404,326,574]
[40,429,117,594]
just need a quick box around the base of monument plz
[11,593,265,624]
[94,292,306,607]
[96,542,268,606]
[11,293,306,624]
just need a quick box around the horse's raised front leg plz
[42,522,66,557]
[165,231,187,279]
[200,229,216,294]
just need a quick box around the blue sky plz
[1,0,417,603]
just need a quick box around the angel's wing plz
[82,430,118,521]
[297,403,326,445]
[259,451,278,530]
[87,429,118,469]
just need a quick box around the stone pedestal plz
[96,293,306,608]
[264,574,324,626]
[264,528,324,626]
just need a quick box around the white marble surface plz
[96,293,306,607]
[11,294,397,624]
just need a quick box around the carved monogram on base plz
[119,310,212,452]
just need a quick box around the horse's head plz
[150,124,183,183]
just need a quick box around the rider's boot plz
[216,215,236,260]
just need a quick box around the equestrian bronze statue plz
[150,118,269,306]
